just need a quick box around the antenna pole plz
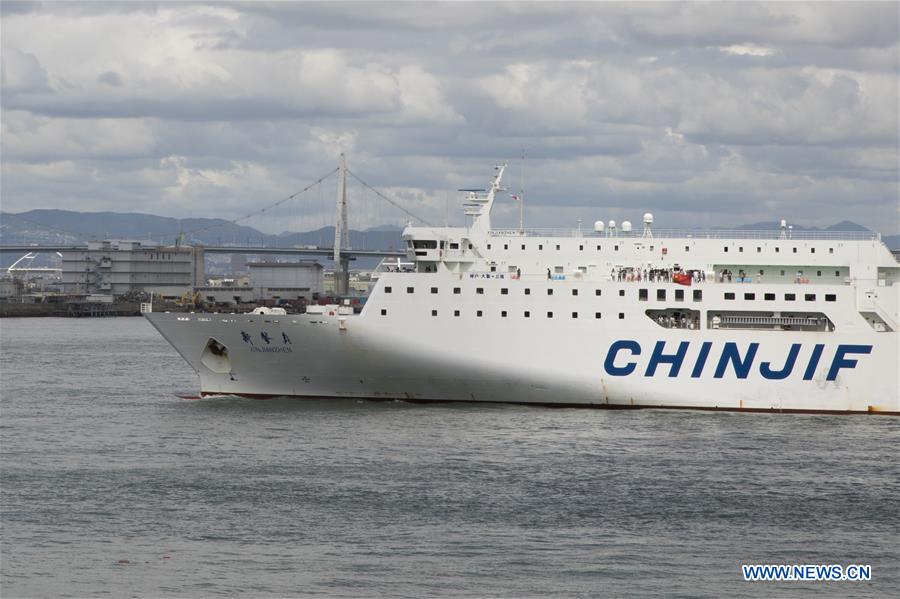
[519,149,525,233]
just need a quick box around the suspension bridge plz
[0,155,425,295]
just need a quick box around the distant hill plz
[0,210,406,269]
[275,226,405,251]
[0,209,263,246]
[734,220,871,232]
[0,210,404,250]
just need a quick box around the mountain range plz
[0,210,406,251]
[1,209,897,252]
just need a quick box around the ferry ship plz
[146,165,899,414]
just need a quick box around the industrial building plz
[0,277,23,301]
[61,240,205,298]
[249,261,324,301]
[194,285,256,305]
[194,261,324,305]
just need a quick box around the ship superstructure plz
[146,164,899,414]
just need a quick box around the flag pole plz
[519,148,525,233]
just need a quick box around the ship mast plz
[465,162,507,237]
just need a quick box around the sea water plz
[1,318,897,597]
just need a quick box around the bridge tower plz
[332,153,351,296]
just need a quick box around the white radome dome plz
[594,220,605,232]
[622,220,633,233]
[608,219,616,229]
[643,212,654,225]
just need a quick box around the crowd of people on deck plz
[611,266,707,283]
[655,312,701,329]
[604,265,780,284]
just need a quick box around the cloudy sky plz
[2,1,898,234]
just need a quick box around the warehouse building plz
[61,240,205,298]
[249,261,324,301]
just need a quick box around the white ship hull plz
[146,277,899,415]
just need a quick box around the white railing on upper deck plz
[488,228,880,241]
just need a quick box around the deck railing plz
[488,228,880,241]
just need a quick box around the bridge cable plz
[176,166,340,239]
[346,169,434,227]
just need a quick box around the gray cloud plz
[97,71,123,86]
[1,1,897,234]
